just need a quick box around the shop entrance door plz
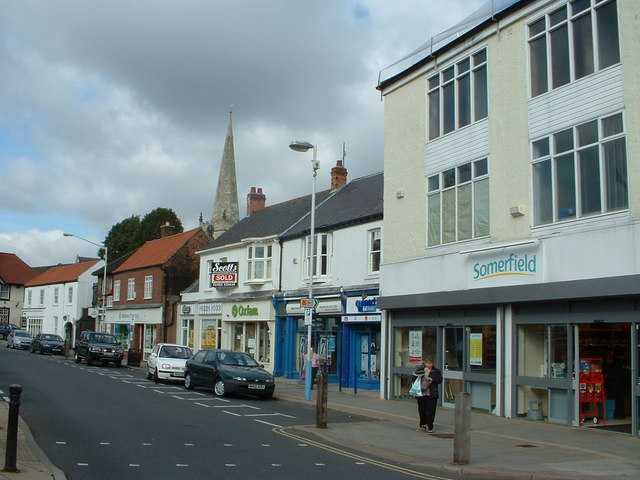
[633,324,639,437]
[442,326,464,406]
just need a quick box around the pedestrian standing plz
[413,356,442,433]
[309,348,320,390]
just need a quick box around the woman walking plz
[413,356,442,433]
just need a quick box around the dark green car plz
[184,349,275,399]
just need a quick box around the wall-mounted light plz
[396,190,404,199]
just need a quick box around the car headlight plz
[161,363,171,369]
[265,378,274,383]
[232,376,247,381]
[90,346,103,352]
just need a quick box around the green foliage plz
[101,208,184,261]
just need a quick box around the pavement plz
[1,367,639,480]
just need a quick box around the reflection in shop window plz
[518,324,567,378]
[468,325,496,373]
[393,326,437,367]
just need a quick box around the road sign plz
[304,307,313,326]
[300,298,319,309]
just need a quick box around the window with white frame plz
[39,289,45,306]
[302,233,331,279]
[113,280,121,302]
[0,308,8,323]
[532,112,627,226]
[28,317,42,336]
[528,0,620,98]
[53,287,59,305]
[27,290,32,306]
[428,48,488,140]
[428,158,490,246]
[0,284,9,300]
[53,316,59,334]
[67,286,73,304]
[368,229,381,274]
[144,275,153,299]
[247,244,272,281]
[127,278,136,300]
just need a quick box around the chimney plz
[160,221,175,238]
[331,160,348,190]
[246,187,266,216]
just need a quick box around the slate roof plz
[208,190,335,249]
[0,252,39,285]
[114,228,203,273]
[24,260,100,287]
[281,171,383,240]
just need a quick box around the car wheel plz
[146,368,153,380]
[30,345,35,353]
[115,360,122,368]
[86,354,93,366]
[213,379,227,397]
[74,352,81,363]
[153,368,160,384]
[259,392,274,400]
[39,346,44,354]
[184,372,194,390]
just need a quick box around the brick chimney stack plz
[246,187,266,216]
[331,160,348,191]
[160,221,175,238]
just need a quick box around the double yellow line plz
[273,427,451,479]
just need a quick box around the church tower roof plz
[203,112,240,239]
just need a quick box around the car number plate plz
[104,352,114,356]
[248,384,265,390]
[171,372,184,377]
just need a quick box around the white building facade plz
[378,0,639,435]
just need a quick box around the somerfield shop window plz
[427,158,490,246]
[528,0,620,97]
[532,112,627,225]
[428,48,488,140]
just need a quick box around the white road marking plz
[261,444,271,447]
[223,410,241,416]
[77,463,89,466]
[254,419,283,428]
[184,443,194,447]
[224,444,233,447]
[315,463,326,466]
[55,441,66,445]
[243,412,296,418]
[225,464,236,467]
[176,464,189,467]
[271,464,282,467]
[195,402,211,408]
[129,464,140,467]
[142,443,152,446]
[100,442,110,445]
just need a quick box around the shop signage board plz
[286,300,342,316]
[467,245,543,288]
[209,261,239,287]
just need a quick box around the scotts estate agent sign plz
[210,261,239,287]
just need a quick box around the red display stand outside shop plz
[579,357,606,425]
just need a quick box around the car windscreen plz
[42,335,62,341]
[91,334,118,345]
[16,331,30,337]
[217,352,259,367]
[159,346,192,359]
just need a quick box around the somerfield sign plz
[210,262,239,287]
[468,247,542,287]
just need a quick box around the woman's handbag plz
[409,377,422,397]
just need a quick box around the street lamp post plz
[289,140,319,402]
[63,233,108,333]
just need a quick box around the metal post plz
[316,371,328,428]
[304,147,318,402]
[453,391,471,465]
[4,384,23,472]
[101,246,108,333]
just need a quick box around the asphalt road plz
[1,345,439,480]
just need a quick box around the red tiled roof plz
[0,252,39,285]
[113,228,201,273]
[25,260,100,287]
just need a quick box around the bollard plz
[453,391,471,465]
[316,371,328,428]
[4,384,23,472]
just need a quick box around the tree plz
[136,207,184,245]
[101,208,184,261]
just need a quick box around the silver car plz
[7,330,34,350]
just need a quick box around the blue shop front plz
[273,289,381,391]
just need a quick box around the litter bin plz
[127,348,142,367]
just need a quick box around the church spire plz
[202,112,240,239]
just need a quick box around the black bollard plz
[4,384,23,472]
[316,371,327,428]
[453,391,471,465]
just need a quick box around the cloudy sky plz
[0,0,485,267]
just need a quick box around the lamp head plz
[63,233,73,237]
[289,140,314,153]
